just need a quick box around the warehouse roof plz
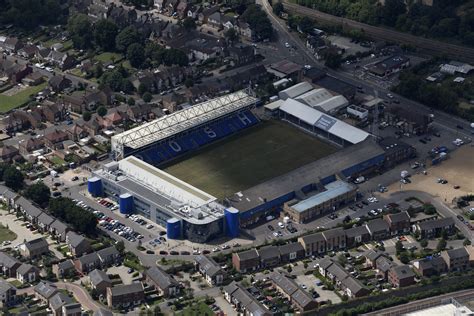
[290,180,356,213]
[314,95,349,113]
[278,82,313,100]
[296,88,333,107]
[279,98,369,144]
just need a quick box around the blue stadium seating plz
[137,110,259,166]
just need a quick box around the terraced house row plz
[233,213,456,272]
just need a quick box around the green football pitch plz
[163,120,337,199]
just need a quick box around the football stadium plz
[89,88,412,242]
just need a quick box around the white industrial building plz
[296,88,333,106]
[278,82,314,100]
[313,95,349,114]
[278,98,369,146]
[347,105,369,120]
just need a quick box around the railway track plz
[283,1,474,62]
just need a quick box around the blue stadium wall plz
[341,154,385,178]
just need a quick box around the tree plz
[464,238,471,246]
[94,19,119,51]
[24,182,50,207]
[116,240,125,254]
[436,238,447,252]
[3,167,24,191]
[127,97,136,105]
[224,28,239,43]
[382,0,406,27]
[1,0,63,29]
[184,78,194,88]
[241,4,274,41]
[338,254,348,266]
[115,26,141,52]
[324,51,342,69]
[273,2,284,16]
[138,83,148,95]
[420,239,428,248]
[82,111,92,121]
[395,240,404,255]
[423,204,436,215]
[48,197,97,235]
[399,252,409,264]
[67,14,93,49]
[97,106,107,117]
[127,43,145,68]
[182,17,196,31]
[142,92,152,103]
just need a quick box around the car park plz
[268,225,274,231]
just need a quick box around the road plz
[18,282,108,313]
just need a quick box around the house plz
[34,281,58,303]
[388,265,415,288]
[37,213,56,233]
[198,6,219,24]
[269,272,318,312]
[232,249,260,273]
[19,238,49,259]
[194,255,225,285]
[176,0,189,18]
[106,282,145,309]
[50,220,69,242]
[0,145,19,163]
[441,247,469,271]
[223,281,272,316]
[19,137,45,156]
[298,232,326,256]
[2,111,40,134]
[89,269,112,296]
[345,225,371,248]
[18,44,39,59]
[41,102,67,123]
[413,256,446,277]
[366,218,390,240]
[384,212,410,235]
[340,275,370,298]
[0,252,21,278]
[416,217,456,239]
[53,260,76,279]
[97,246,121,267]
[322,227,346,251]
[17,197,42,224]
[144,266,180,298]
[279,242,305,263]
[187,5,202,19]
[74,252,101,274]
[16,263,40,283]
[368,55,410,78]
[0,60,32,84]
[126,104,155,122]
[306,35,327,59]
[47,51,77,70]
[22,71,44,86]
[66,231,91,257]
[258,245,280,268]
[238,21,254,41]
[227,44,255,66]
[49,76,72,93]
[108,5,137,28]
[364,250,386,268]
[0,280,16,308]
[326,262,349,285]
[317,257,334,278]
[0,37,23,53]
[375,256,393,280]
[49,292,81,316]
[66,124,88,142]
[44,129,69,149]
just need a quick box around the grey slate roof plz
[66,231,87,248]
[49,292,73,311]
[51,220,68,234]
[77,252,100,265]
[391,265,415,279]
[376,256,393,272]
[17,263,37,275]
[386,211,410,224]
[340,275,368,295]
[97,246,119,261]
[279,242,304,256]
[418,217,455,231]
[365,250,385,262]
[38,213,55,226]
[0,279,15,294]
[109,282,144,297]
[236,249,259,261]
[89,269,111,286]
[145,266,178,289]
[301,232,325,244]
[57,259,75,271]
[345,225,370,238]
[366,218,390,233]
[318,257,334,270]
[34,281,58,299]
[258,245,279,260]
[18,197,42,218]
[0,251,20,268]
[445,247,469,259]
[322,227,345,239]
[23,238,48,252]
[326,262,349,280]
[269,271,298,295]
[195,255,222,277]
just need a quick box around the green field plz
[0,224,17,243]
[0,83,47,113]
[94,52,123,63]
[164,120,336,199]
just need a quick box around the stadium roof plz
[230,139,384,213]
[279,98,369,144]
[111,89,258,158]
